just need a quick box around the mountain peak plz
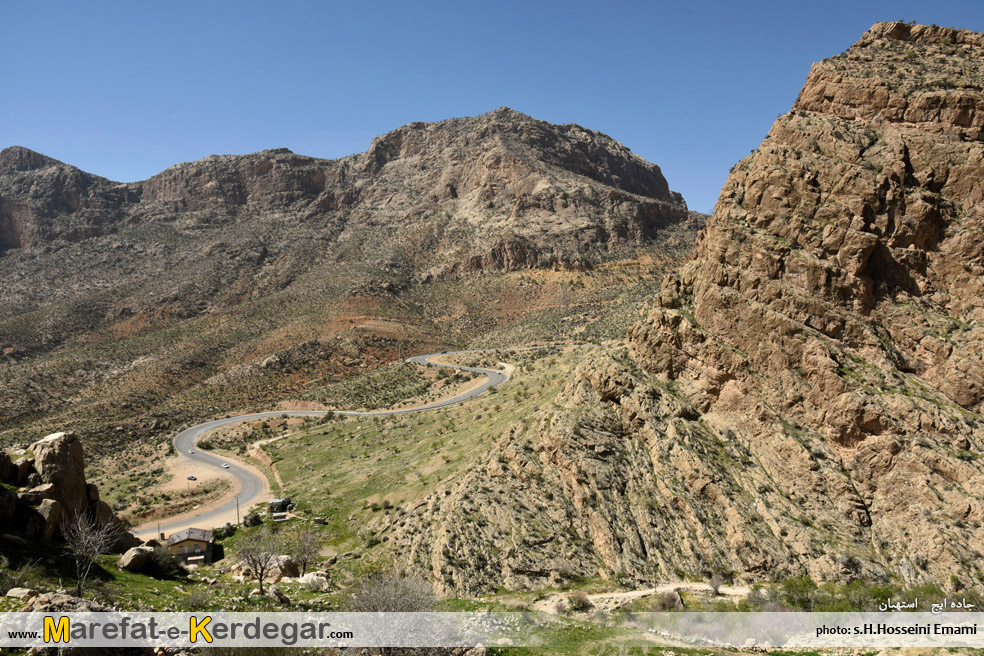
[865,20,984,46]
[0,146,64,173]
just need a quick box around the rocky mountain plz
[0,107,686,282]
[389,22,984,595]
[0,109,701,451]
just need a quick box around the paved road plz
[142,346,573,537]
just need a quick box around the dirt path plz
[531,582,752,614]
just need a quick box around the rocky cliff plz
[388,22,984,595]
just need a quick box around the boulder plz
[0,489,17,523]
[91,499,115,525]
[20,508,45,538]
[29,432,87,514]
[660,589,685,610]
[275,555,299,579]
[2,533,27,546]
[267,585,291,605]
[17,483,58,506]
[5,587,38,601]
[112,530,142,555]
[298,571,331,592]
[37,499,63,540]
[119,545,155,572]
[0,451,9,482]
[12,457,35,487]
[86,483,99,503]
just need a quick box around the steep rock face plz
[0,108,688,276]
[0,147,132,251]
[389,22,984,595]
[30,432,88,514]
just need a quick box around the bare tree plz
[709,570,727,596]
[285,525,321,576]
[348,571,436,612]
[237,531,281,594]
[62,512,119,598]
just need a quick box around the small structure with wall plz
[166,527,213,565]
[269,497,292,522]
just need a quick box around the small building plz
[269,497,292,513]
[166,527,213,564]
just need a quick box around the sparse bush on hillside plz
[568,590,593,611]
[347,571,437,612]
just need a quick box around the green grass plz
[263,347,594,562]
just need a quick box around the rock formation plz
[388,22,984,595]
[1,432,138,551]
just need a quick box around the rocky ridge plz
[0,107,689,288]
[387,22,984,595]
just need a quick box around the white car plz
[188,449,195,454]
[221,463,230,469]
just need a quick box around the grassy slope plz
[264,347,584,560]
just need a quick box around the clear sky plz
[3,1,983,214]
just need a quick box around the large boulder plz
[37,499,63,541]
[298,571,331,592]
[119,545,154,572]
[29,433,87,514]
[0,451,10,482]
[90,500,114,525]
[112,530,141,554]
[5,587,38,601]
[0,489,17,524]
[273,555,299,581]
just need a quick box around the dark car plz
[187,476,197,481]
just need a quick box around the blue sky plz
[2,1,983,214]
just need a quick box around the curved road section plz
[142,347,564,537]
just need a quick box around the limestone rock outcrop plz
[389,22,984,595]
[1,431,137,551]
[30,432,87,514]
[118,545,155,573]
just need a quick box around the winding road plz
[135,346,567,539]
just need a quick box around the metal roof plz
[166,527,212,546]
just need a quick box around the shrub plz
[347,572,436,612]
[147,548,184,580]
[568,590,593,611]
